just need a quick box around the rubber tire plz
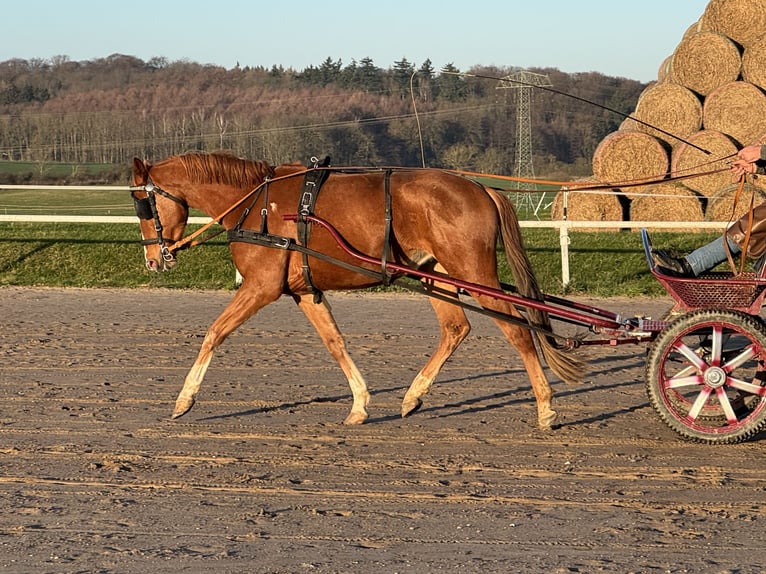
[645,308,766,444]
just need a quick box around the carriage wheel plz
[645,309,766,444]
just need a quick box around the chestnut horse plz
[130,152,582,429]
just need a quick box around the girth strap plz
[381,169,393,285]
[298,156,331,303]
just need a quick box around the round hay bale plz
[550,184,624,232]
[682,21,701,42]
[657,56,672,82]
[705,181,766,221]
[670,129,738,197]
[591,131,670,195]
[669,31,741,96]
[742,34,766,91]
[699,0,766,49]
[629,183,704,231]
[621,83,702,148]
[702,81,766,146]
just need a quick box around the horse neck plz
[183,182,261,226]
[151,154,272,225]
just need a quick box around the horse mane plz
[176,151,274,187]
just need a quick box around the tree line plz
[0,54,645,181]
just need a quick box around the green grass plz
[0,223,237,289]
[0,181,727,295]
[0,189,133,215]
[520,229,721,297]
[0,221,722,296]
[0,160,125,179]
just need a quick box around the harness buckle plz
[300,189,315,215]
[273,236,291,249]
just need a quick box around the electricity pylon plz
[497,70,552,218]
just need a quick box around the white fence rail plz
[1,185,729,287]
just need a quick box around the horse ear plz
[132,157,150,183]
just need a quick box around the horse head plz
[131,157,189,272]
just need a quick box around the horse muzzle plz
[145,252,177,272]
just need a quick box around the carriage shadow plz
[415,376,646,424]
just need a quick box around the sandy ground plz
[0,287,764,574]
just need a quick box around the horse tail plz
[485,187,584,385]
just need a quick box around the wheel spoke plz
[722,344,757,372]
[728,376,766,396]
[672,342,708,370]
[709,325,724,366]
[687,387,713,421]
[674,365,698,378]
[715,387,738,424]
[666,375,703,389]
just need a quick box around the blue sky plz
[5,1,710,82]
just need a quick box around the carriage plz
[129,152,766,445]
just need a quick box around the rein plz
[447,162,736,192]
[134,160,741,268]
[724,174,756,275]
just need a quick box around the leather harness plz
[227,159,395,301]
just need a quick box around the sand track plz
[0,287,763,573]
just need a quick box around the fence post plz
[560,188,570,288]
[560,222,571,288]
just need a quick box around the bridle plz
[129,175,188,263]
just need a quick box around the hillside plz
[0,55,644,183]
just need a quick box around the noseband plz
[129,177,188,262]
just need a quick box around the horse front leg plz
[172,284,279,419]
[295,294,370,425]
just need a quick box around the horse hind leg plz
[473,292,557,430]
[295,294,371,425]
[402,282,470,417]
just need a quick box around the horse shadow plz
[201,352,648,428]
[0,240,55,273]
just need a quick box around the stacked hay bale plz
[706,182,766,221]
[669,31,741,96]
[629,183,705,230]
[699,0,766,49]
[591,131,670,196]
[550,179,625,232]
[742,35,766,90]
[702,81,766,146]
[562,0,766,230]
[621,82,703,148]
[670,130,738,198]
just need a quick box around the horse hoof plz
[343,411,367,425]
[538,409,558,430]
[172,396,196,419]
[401,398,423,418]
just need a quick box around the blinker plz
[133,196,153,220]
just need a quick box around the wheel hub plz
[704,366,727,389]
